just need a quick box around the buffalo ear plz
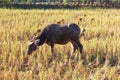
[34,39,40,45]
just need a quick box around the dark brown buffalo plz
[26,23,83,57]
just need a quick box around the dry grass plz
[0,9,120,80]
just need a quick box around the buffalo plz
[26,23,83,58]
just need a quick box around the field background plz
[0,9,120,80]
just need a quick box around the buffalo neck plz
[36,31,46,46]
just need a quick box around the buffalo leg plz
[71,41,78,52]
[75,40,87,62]
[75,40,83,54]
[51,44,54,53]
[75,40,87,65]
[50,44,55,59]
[70,41,78,58]
[74,40,84,58]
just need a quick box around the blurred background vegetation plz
[0,0,119,4]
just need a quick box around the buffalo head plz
[26,39,40,55]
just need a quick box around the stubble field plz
[0,8,120,80]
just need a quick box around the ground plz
[0,9,120,80]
